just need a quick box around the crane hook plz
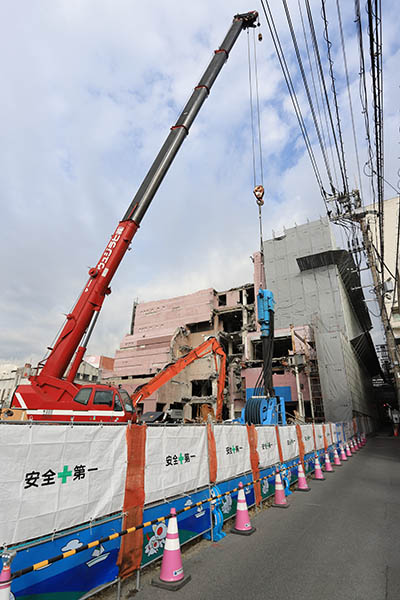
[253,185,265,206]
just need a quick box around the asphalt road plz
[109,435,400,600]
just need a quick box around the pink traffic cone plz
[324,452,334,472]
[353,438,359,451]
[351,439,357,452]
[297,462,311,492]
[333,448,341,466]
[346,443,352,457]
[231,482,256,535]
[313,455,325,480]
[272,471,290,508]
[152,508,191,590]
[340,444,347,461]
[0,551,14,600]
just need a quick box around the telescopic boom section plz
[38,11,258,385]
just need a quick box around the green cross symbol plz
[178,453,184,465]
[58,465,72,484]
[232,446,236,453]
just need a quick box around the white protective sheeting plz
[314,424,325,449]
[144,425,209,505]
[213,425,251,483]
[343,421,353,441]
[255,426,280,468]
[0,423,127,546]
[300,424,315,454]
[335,422,345,444]
[278,426,299,461]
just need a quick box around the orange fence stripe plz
[207,423,218,484]
[296,424,305,468]
[246,424,261,505]
[322,424,328,452]
[117,424,147,579]
[275,425,284,464]
[312,422,317,451]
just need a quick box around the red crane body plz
[9,11,258,422]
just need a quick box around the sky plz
[1,0,399,367]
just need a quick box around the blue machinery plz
[239,288,286,426]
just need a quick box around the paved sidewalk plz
[125,436,400,600]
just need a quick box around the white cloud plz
[1,0,399,365]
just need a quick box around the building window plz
[191,379,212,397]
[218,294,227,306]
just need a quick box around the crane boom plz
[14,10,258,410]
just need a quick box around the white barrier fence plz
[0,418,370,547]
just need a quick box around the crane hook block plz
[258,33,263,42]
[253,185,265,206]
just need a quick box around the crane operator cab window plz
[93,389,113,406]
[119,389,135,415]
[73,387,92,405]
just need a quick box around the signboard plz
[300,424,314,454]
[144,425,209,505]
[256,426,280,468]
[314,424,324,449]
[213,425,251,483]
[0,423,127,546]
[278,426,299,461]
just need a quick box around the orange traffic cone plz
[333,448,341,466]
[313,455,325,480]
[297,462,311,492]
[272,471,289,508]
[231,482,256,535]
[0,551,14,600]
[152,508,191,590]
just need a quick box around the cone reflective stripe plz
[297,462,311,492]
[324,452,334,472]
[333,448,341,466]
[345,443,352,457]
[272,471,289,507]
[231,482,256,534]
[313,455,325,480]
[340,444,347,461]
[152,508,191,590]
[0,551,14,600]
[353,438,359,451]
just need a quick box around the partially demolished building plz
[106,217,380,424]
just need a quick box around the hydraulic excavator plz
[8,11,259,423]
[132,336,226,421]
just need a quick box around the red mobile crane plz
[9,11,258,423]
[132,337,226,421]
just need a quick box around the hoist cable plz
[247,29,257,188]
[252,28,264,187]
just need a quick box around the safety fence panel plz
[300,424,314,453]
[0,423,127,546]
[343,421,353,441]
[255,426,280,468]
[314,424,324,449]
[144,426,209,505]
[213,425,252,483]
[279,426,299,461]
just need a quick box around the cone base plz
[231,526,256,536]
[313,476,325,481]
[152,574,192,591]
[296,487,311,492]
[272,502,289,508]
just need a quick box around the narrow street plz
[129,435,400,600]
